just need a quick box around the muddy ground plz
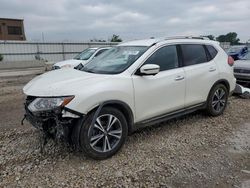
[0,73,250,188]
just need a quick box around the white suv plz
[23,36,236,159]
[52,47,110,70]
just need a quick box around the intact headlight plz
[28,96,74,112]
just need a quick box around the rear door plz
[180,44,219,107]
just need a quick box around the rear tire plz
[75,107,128,160]
[206,84,229,116]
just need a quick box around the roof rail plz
[163,36,210,41]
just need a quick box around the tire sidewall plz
[79,107,128,160]
[207,84,229,116]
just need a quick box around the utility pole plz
[42,32,45,42]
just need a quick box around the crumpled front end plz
[24,96,84,143]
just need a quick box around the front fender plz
[66,90,135,116]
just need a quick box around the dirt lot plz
[0,73,250,188]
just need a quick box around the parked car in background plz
[234,51,250,85]
[52,47,111,70]
[234,83,250,99]
[227,45,248,60]
[23,36,236,159]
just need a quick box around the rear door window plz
[180,44,208,66]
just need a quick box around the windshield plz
[81,46,148,74]
[227,46,244,53]
[74,48,96,60]
[241,52,250,60]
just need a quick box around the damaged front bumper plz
[23,96,84,142]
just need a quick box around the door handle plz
[175,75,184,81]
[209,67,216,72]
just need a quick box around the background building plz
[0,18,26,41]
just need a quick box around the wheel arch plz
[207,79,230,102]
[88,100,134,134]
[205,79,230,116]
[211,79,230,93]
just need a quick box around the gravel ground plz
[0,74,250,188]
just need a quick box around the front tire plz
[206,84,229,116]
[77,107,128,160]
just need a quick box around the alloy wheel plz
[212,88,226,112]
[88,114,122,153]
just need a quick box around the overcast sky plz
[1,0,250,42]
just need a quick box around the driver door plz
[132,45,185,122]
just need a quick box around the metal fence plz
[1,40,245,63]
[0,41,118,62]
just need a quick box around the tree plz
[203,35,215,40]
[110,34,122,42]
[216,32,240,45]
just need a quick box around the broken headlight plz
[28,96,74,112]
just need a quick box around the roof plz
[118,39,158,46]
[97,46,112,49]
[89,47,111,50]
[0,18,24,21]
[119,36,218,47]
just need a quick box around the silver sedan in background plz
[234,52,250,86]
[52,47,111,70]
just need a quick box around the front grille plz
[234,68,250,74]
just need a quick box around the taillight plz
[228,56,234,66]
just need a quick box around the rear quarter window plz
[206,45,218,60]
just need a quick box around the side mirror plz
[138,64,160,76]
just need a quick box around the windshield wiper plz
[83,69,95,73]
